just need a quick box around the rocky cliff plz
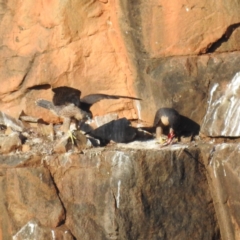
[0,0,240,239]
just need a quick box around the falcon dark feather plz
[36,99,88,120]
[154,108,180,130]
[154,108,200,145]
[52,86,81,107]
[80,93,142,112]
[36,98,90,134]
[52,86,141,114]
[154,108,181,145]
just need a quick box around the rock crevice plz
[207,22,240,53]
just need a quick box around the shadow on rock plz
[176,115,200,139]
[88,118,137,144]
[140,115,200,142]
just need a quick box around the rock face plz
[2,140,240,239]
[200,143,240,240]
[0,132,22,154]
[0,144,223,240]
[0,155,67,239]
[0,0,139,122]
[201,72,240,136]
[0,0,240,239]
[51,147,219,240]
[0,0,239,128]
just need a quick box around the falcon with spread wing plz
[52,86,141,118]
[36,99,90,133]
[36,86,141,141]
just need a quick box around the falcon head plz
[75,110,92,122]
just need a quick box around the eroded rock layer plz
[0,0,240,129]
[0,1,240,239]
[0,144,225,240]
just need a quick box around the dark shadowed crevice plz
[11,55,37,93]
[183,149,204,167]
[27,84,51,90]
[48,169,77,240]
[206,23,240,53]
[48,170,66,225]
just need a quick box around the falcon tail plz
[36,99,54,110]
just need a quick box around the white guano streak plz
[202,83,219,129]
[12,221,36,240]
[221,72,240,135]
[203,72,240,136]
[51,230,56,240]
[135,101,142,120]
[116,180,121,208]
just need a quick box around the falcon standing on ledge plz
[36,99,90,133]
[153,108,181,145]
[36,86,141,141]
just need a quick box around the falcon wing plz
[52,86,81,107]
[81,94,141,105]
[80,93,141,109]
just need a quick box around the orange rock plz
[5,167,65,228]
[0,133,22,154]
[0,0,139,123]
[22,144,31,152]
[0,0,240,128]
[140,1,240,56]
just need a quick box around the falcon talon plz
[68,131,77,145]
[156,138,167,144]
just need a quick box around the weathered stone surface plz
[122,0,240,57]
[0,133,22,154]
[1,1,240,239]
[6,142,240,239]
[21,144,31,153]
[0,0,239,128]
[93,113,118,128]
[0,153,41,168]
[201,72,240,137]
[200,143,240,240]
[0,111,25,132]
[0,0,138,122]
[47,146,219,240]
[12,220,74,240]
[134,52,240,127]
[0,166,65,238]
[117,0,240,126]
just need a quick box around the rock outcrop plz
[0,143,222,240]
[0,0,240,239]
[201,72,240,137]
[1,141,240,239]
[0,0,239,127]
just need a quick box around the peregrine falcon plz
[153,108,181,145]
[35,99,90,133]
[36,86,141,141]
